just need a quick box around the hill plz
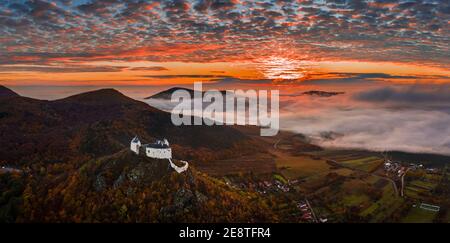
[302,90,344,97]
[147,87,227,100]
[0,87,277,222]
[0,85,20,99]
[0,88,264,166]
[12,150,275,222]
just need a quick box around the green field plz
[339,157,384,172]
[305,150,384,173]
[275,153,332,180]
[405,186,422,199]
[409,180,436,190]
[362,183,403,222]
[401,207,438,223]
[360,202,379,217]
[404,174,440,200]
[342,194,371,207]
[270,144,449,223]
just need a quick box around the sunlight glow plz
[257,57,310,81]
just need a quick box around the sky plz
[0,0,449,155]
[0,0,449,87]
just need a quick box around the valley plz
[203,130,450,223]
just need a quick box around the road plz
[400,168,410,197]
[305,198,318,223]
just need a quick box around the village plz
[381,157,442,214]
[221,174,328,223]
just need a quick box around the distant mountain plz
[146,87,196,99]
[147,87,227,100]
[387,151,450,168]
[0,85,20,99]
[302,90,344,97]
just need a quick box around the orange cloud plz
[112,43,225,58]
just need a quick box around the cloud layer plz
[281,85,450,155]
[144,84,450,155]
[0,0,449,68]
[354,85,450,105]
[282,105,450,155]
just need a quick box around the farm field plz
[339,157,384,173]
[308,150,384,173]
[403,169,443,200]
[274,153,332,180]
[401,207,438,223]
[366,185,404,222]
[207,133,450,223]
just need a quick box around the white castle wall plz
[169,159,188,173]
[146,147,172,159]
[130,137,187,173]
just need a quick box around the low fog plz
[281,85,450,155]
[146,85,450,156]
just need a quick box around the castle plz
[130,136,188,173]
[131,136,172,159]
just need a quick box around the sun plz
[257,56,310,83]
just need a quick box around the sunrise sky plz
[0,0,448,89]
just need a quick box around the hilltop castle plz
[130,136,188,173]
[131,136,172,159]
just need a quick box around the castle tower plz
[130,136,141,154]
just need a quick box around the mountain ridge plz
[302,90,345,97]
[146,87,227,100]
[0,85,20,98]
